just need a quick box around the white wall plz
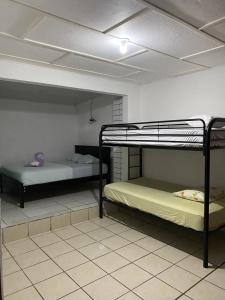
[76,95,115,146]
[140,65,225,187]
[140,65,225,120]
[0,57,140,122]
[0,99,78,165]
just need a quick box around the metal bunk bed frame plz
[99,117,225,268]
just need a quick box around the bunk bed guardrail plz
[99,117,225,268]
[100,118,208,150]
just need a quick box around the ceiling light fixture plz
[120,39,129,54]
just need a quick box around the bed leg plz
[20,185,25,208]
[203,136,210,268]
[0,175,3,194]
[99,130,104,219]
[203,227,209,268]
[99,198,103,219]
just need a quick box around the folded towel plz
[25,152,45,167]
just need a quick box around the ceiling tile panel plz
[0,0,43,37]
[0,35,65,62]
[124,71,168,84]
[204,20,225,42]
[25,16,145,61]
[120,50,206,75]
[146,0,225,28]
[54,53,138,77]
[185,46,225,67]
[110,9,222,58]
[16,0,147,32]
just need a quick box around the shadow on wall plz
[76,95,121,145]
[0,98,76,114]
[143,149,225,188]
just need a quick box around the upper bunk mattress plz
[102,128,225,147]
[104,177,225,231]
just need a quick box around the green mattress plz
[104,177,225,231]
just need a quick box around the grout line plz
[176,256,225,299]
[3,217,225,299]
[3,259,40,298]
[23,235,88,298]
[61,232,182,296]
[5,239,224,300]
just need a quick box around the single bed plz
[104,177,225,231]
[1,145,110,208]
[1,161,108,186]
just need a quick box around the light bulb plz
[120,39,128,54]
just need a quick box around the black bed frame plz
[99,118,225,268]
[0,145,110,209]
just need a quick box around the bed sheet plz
[104,177,225,231]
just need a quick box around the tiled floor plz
[1,185,98,227]
[2,214,225,300]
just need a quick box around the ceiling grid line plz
[103,6,150,34]
[49,53,69,65]
[19,14,46,39]
[199,16,225,30]
[180,45,225,60]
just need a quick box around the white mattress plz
[1,161,107,186]
[102,128,225,147]
[62,161,108,179]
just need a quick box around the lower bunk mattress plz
[104,177,225,231]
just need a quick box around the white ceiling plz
[55,54,139,77]
[205,21,225,42]
[110,9,221,58]
[0,0,225,85]
[121,50,205,75]
[186,47,225,67]
[146,0,225,29]
[0,35,64,62]
[16,0,147,32]
[124,71,168,84]
[25,15,145,61]
[0,80,116,105]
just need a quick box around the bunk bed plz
[99,117,225,268]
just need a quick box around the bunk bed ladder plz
[128,147,142,179]
[112,97,123,182]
